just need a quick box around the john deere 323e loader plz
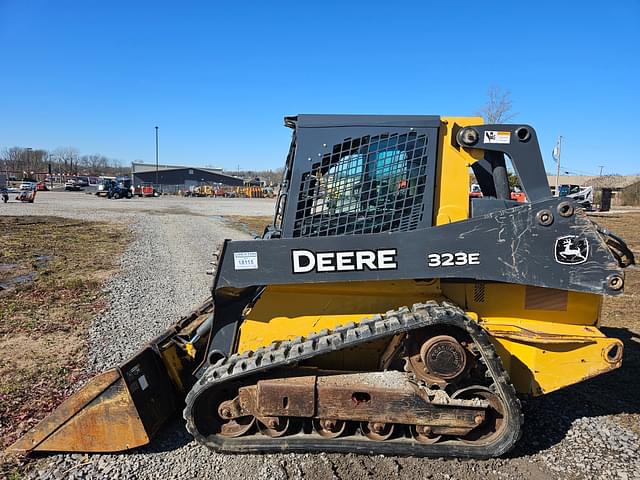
[10,115,634,458]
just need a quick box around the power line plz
[561,168,600,176]
[554,162,601,176]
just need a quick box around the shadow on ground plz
[509,326,640,457]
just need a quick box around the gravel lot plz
[5,192,638,480]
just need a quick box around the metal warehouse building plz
[132,162,243,192]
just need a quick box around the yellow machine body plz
[238,280,622,397]
[237,116,622,397]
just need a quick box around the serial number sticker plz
[483,130,511,144]
[427,252,480,267]
[234,251,258,270]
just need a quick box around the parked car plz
[74,176,90,187]
[469,183,483,198]
[96,179,115,196]
[36,181,49,191]
[107,177,133,199]
[134,183,156,197]
[19,181,37,190]
[510,190,526,203]
[65,179,83,191]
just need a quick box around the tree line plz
[233,168,285,186]
[1,146,129,179]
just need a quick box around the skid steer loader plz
[10,115,634,458]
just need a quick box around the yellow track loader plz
[9,115,634,458]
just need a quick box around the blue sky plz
[1,1,638,174]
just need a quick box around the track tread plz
[183,301,522,458]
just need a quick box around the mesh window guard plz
[293,131,430,237]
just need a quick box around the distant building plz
[547,174,640,205]
[621,179,640,206]
[547,175,640,191]
[131,162,243,192]
[132,162,224,174]
[587,175,640,190]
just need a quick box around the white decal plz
[483,130,511,144]
[554,236,589,265]
[377,249,397,269]
[138,375,149,391]
[292,250,315,273]
[427,252,480,267]
[292,249,397,274]
[234,251,258,270]
[335,251,356,271]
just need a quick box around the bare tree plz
[53,146,80,174]
[1,145,131,179]
[110,158,123,171]
[80,154,110,175]
[1,147,47,179]
[477,86,517,123]
[1,147,24,173]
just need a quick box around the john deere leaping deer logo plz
[554,235,589,265]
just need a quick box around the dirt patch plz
[0,216,129,477]
[115,206,209,217]
[592,212,640,329]
[587,211,640,435]
[224,215,272,237]
[0,332,81,370]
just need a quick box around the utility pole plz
[598,165,604,176]
[26,147,33,180]
[554,136,562,196]
[155,126,159,190]
[47,153,53,189]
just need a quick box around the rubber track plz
[183,301,523,458]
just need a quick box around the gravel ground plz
[5,192,639,480]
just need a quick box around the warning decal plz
[483,131,511,144]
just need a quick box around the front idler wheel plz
[452,386,506,445]
[192,382,255,439]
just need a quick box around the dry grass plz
[585,211,640,435]
[0,217,129,476]
[593,212,640,330]
[224,215,273,237]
